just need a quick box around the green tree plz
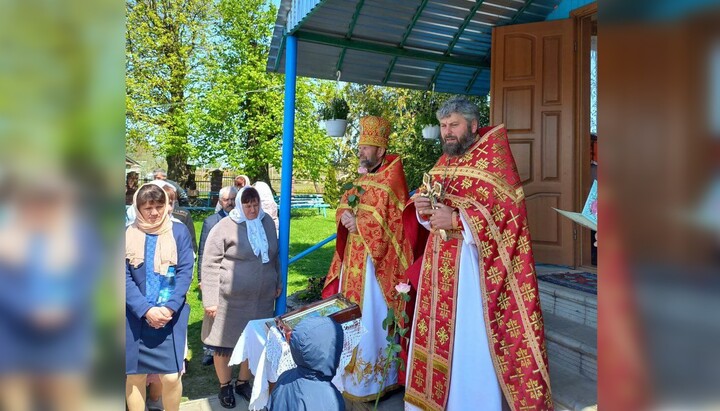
[125,0,211,186]
[189,0,331,186]
[338,84,490,190]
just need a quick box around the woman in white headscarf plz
[200,186,282,408]
[253,181,279,233]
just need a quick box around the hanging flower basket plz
[325,119,349,137]
[319,98,350,137]
[421,124,440,140]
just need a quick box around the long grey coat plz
[201,214,280,348]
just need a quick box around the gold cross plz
[519,399,535,411]
[421,173,448,241]
[529,311,543,331]
[507,211,521,229]
[526,379,544,400]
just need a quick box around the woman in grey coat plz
[201,187,282,408]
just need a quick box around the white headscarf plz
[229,187,269,263]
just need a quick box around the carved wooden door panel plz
[490,18,576,266]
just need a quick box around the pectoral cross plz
[421,173,448,240]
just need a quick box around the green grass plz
[182,209,337,400]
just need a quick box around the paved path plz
[180,388,405,411]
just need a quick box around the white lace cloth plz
[229,317,366,411]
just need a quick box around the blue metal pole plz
[288,234,337,265]
[276,34,297,316]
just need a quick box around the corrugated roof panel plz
[269,0,564,95]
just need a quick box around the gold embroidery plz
[491,310,505,328]
[358,180,404,211]
[497,354,509,374]
[510,367,524,382]
[461,178,473,190]
[529,311,544,331]
[423,260,432,273]
[517,347,532,368]
[507,211,522,229]
[517,236,531,254]
[492,156,507,170]
[417,319,428,336]
[421,295,430,312]
[429,168,519,203]
[477,158,489,170]
[507,384,519,405]
[501,229,515,248]
[526,379,544,400]
[439,301,450,319]
[439,263,453,281]
[519,399,535,411]
[481,241,493,259]
[498,291,510,310]
[492,142,508,156]
[413,369,425,388]
[433,380,444,401]
[476,185,489,200]
[436,327,449,345]
[492,204,505,223]
[494,186,509,203]
[506,318,521,339]
[345,347,393,386]
[487,266,503,285]
[511,256,524,275]
[356,204,410,270]
[499,338,512,355]
[520,283,536,303]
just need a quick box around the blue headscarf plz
[229,187,269,263]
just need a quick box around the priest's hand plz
[426,204,455,230]
[340,210,358,233]
[415,196,432,220]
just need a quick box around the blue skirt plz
[136,322,182,374]
[126,303,189,375]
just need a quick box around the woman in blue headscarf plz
[201,186,282,408]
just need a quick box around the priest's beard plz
[441,126,477,157]
[360,154,380,170]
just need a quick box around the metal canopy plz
[268,0,562,95]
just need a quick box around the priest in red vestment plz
[322,116,415,401]
[403,97,553,411]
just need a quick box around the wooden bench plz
[274,194,331,217]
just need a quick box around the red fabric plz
[405,125,552,411]
[321,154,417,387]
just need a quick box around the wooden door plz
[490,18,576,266]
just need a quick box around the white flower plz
[395,282,411,294]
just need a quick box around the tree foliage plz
[188,0,332,185]
[338,84,490,191]
[125,0,211,184]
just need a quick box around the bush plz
[296,275,327,303]
[323,165,342,208]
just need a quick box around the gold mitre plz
[358,116,391,148]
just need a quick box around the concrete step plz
[550,362,598,411]
[538,277,597,329]
[180,395,252,411]
[545,312,597,382]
